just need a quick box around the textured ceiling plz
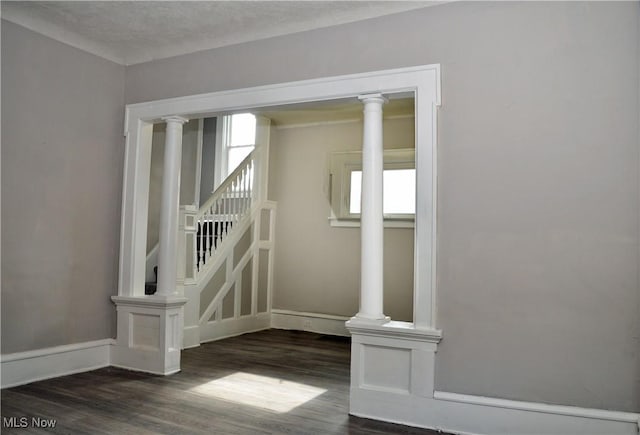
[1,1,438,65]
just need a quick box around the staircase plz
[180,140,276,346]
[192,152,254,277]
[144,116,274,347]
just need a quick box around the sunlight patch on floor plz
[190,372,327,413]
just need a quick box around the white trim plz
[346,319,441,343]
[329,148,416,221]
[271,309,350,337]
[350,389,640,435]
[120,64,440,327]
[199,313,271,343]
[183,325,201,349]
[1,339,114,389]
[384,113,415,121]
[434,391,640,425]
[111,295,187,309]
[274,117,361,130]
[123,64,440,126]
[274,113,414,130]
[329,218,414,229]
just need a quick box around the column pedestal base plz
[111,295,187,375]
[346,320,442,419]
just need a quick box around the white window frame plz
[329,148,415,228]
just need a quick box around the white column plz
[156,116,188,296]
[356,94,388,321]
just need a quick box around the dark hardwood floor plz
[1,330,445,434]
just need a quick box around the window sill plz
[328,218,414,229]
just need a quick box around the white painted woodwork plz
[194,151,255,280]
[157,116,188,296]
[270,309,350,337]
[180,113,273,349]
[329,147,415,225]
[0,339,113,389]
[194,202,277,345]
[350,386,640,435]
[347,321,441,416]
[120,66,441,331]
[111,296,186,375]
[412,89,438,329]
[199,313,271,344]
[120,120,154,297]
[2,337,638,435]
[356,94,387,322]
[117,66,442,420]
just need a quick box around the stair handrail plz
[193,150,256,277]
[198,150,255,215]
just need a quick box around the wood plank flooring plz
[1,329,445,434]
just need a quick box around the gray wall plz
[0,1,637,414]
[269,117,415,321]
[200,117,217,206]
[1,20,125,353]
[125,2,639,412]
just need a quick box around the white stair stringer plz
[183,201,276,348]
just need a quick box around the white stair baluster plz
[250,159,255,205]
[190,151,257,279]
[224,189,229,238]
[244,166,249,215]
[197,218,202,270]
[211,207,215,257]
[232,180,238,227]
[234,178,239,224]
[241,167,246,216]
[203,212,209,264]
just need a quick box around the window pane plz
[383,169,415,214]
[350,171,362,214]
[349,169,415,215]
[228,146,253,173]
[230,113,256,147]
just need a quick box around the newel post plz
[181,205,201,349]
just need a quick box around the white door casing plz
[118,65,441,330]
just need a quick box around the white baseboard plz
[183,325,201,349]
[1,339,114,389]
[270,309,350,337]
[350,387,640,435]
[199,313,272,344]
[5,330,636,435]
[434,391,640,427]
